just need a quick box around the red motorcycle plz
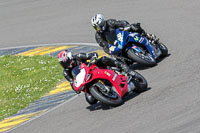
[72,57,148,106]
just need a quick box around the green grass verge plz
[0,55,64,120]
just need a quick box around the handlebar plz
[88,56,98,67]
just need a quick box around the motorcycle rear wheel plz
[127,48,157,66]
[90,82,123,106]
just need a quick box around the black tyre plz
[158,42,168,57]
[90,82,123,106]
[85,93,98,105]
[132,72,148,93]
[127,48,157,66]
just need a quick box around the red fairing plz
[72,63,89,92]
[73,63,129,97]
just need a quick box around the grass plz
[0,55,64,120]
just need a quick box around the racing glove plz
[130,23,145,34]
[87,52,98,59]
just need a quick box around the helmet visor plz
[93,21,106,32]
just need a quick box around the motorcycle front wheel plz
[90,82,123,107]
[127,48,157,66]
[132,72,148,93]
[157,42,168,57]
[85,93,98,105]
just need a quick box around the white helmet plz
[91,14,106,32]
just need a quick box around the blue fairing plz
[108,29,158,59]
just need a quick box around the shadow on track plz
[86,87,151,111]
[130,54,171,70]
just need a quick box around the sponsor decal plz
[104,71,111,76]
[139,37,144,43]
[134,36,139,41]
[81,64,84,68]
[112,73,117,81]
[132,45,142,53]
[133,46,137,49]
[117,33,123,42]
[129,33,137,37]
[109,46,116,51]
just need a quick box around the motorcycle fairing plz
[108,29,162,59]
[73,63,128,97]
[74,68,86,88]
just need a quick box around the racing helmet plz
[58,50,73,68]
[91,14,107,33]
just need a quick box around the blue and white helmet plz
[91,14,106,33]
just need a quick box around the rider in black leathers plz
[91,14,156,55]
[58,50,133,94]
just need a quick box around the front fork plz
[127,76,135,92]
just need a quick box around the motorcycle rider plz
[91,14,157,55]
[58,50,134,94]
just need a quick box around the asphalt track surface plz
[0,0,200,133]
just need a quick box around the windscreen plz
[72,66,80,79]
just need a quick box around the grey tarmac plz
[0,0,200,133]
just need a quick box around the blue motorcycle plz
[108,29,168,66]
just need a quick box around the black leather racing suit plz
[63,52,130,93]
[95,19,145,54]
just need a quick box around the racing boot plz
[115,60,137,76]
[115,60,142,93]
[146,33,156,42]
[146,33,160,49]
[114,60,129,73]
